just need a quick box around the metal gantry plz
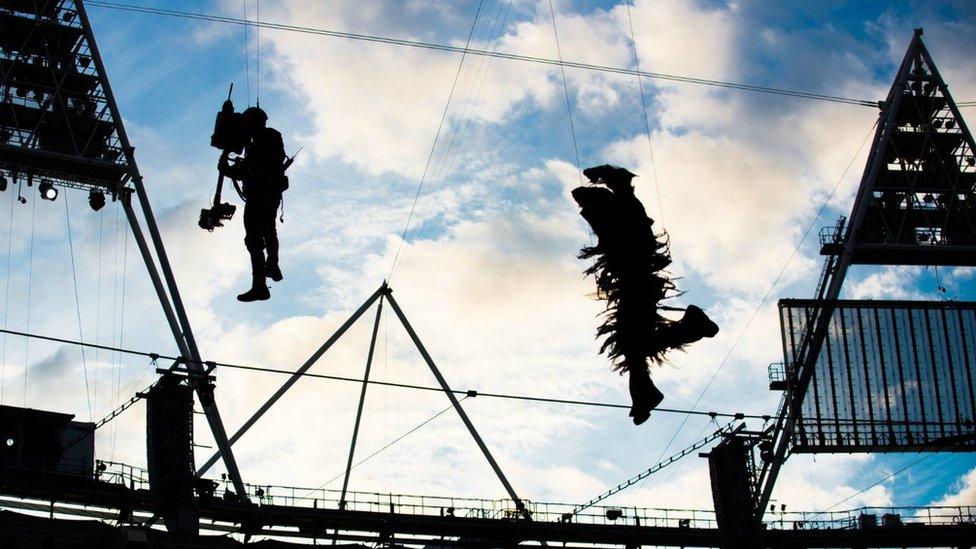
[757,28,976,514]
[1,0,249,499]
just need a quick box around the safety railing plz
[763,505,976,530]
[93,462,974,531]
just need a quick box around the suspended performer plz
[217,106,287,302]
[572,165,719,425]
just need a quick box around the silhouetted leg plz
[238,202,270,302]
[264,199,282,282]
[627,361,663,425]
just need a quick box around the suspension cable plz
[111,205,130,459]
[64,193,94,420]
[0,326,777,421]
[23,195,36,406]
[307,397,465,495]
[624,1,664,224]
[1,193,14,403]
[811,453,939,517]
[547,0,583,186]
[401,0,514,255]
[84,1,882,107]
[256,0,260,105]
[649,118,881,468]
[94,205,104,415]
[386,0,486,281]
[242,0,250,105]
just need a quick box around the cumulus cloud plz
[4,0,974,519]
[931,467,976,506]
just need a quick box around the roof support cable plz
[547,0,583,187]
[1,192,15,404]
[386,0,486,281]
[64,192,94,421]
[624,1,664,224]
[644,118,881,486]
[23,195,36,407]
[93,205,104,415]
[84,1,886,107]
[0,324,785,422]
[243,0,251,105]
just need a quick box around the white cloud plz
[4,0,974,522]
[930,467,976,506]
[846,266,927,300]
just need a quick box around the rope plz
[547,0,583,186]
[386,0,486,281]
[64,193,94,421]
[83,1,882,107]
[0,326,776,421]
[624,1,664,224]
[1,192,14,403]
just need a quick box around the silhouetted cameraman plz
[218,107,286,302]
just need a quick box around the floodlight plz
[39,181,58,201]
[88,189,106,211]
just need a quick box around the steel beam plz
[120,193,189,360]
[384,290,531,520]
[197,284,389,476]
[76,0,248,500]
[339,296,384,509]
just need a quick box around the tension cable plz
[573,419,740,516]
[0,326,776,421]
[1,193,14,403]
[85,1,885,107]
[64,193,94,421]
[547,0,583,187]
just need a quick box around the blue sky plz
[1,0,975,525]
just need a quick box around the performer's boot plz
[237,276,270,302]
[628,364,664,425]
[265,235,283,282]
[659,305,719,349]
[265,262,283,282]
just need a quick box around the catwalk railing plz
[90,461,974,532]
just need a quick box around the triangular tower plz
[819,28,976,266]
[0,0,249,513]
[756,28,976,513]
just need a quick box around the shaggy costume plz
[573,165,719,425]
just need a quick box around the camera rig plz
[199,85,246,232]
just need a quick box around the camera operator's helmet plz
[241,106,268,130]
[583,164,637,186]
